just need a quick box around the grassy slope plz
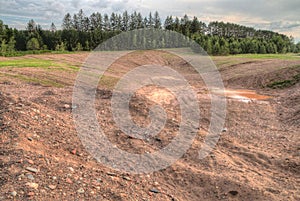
[0,52,299,88]
[0,58,79,87]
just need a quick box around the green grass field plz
[0,58,79,71]
[0,57,79,87]
[228,53,300,60]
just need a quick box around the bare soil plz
[0,51,299,201]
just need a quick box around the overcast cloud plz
[0,0,299,41]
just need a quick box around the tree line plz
[0,9,300,56]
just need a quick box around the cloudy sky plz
[0,0,299,42]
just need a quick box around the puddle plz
[212,88,271,103]
[138,86,271,104]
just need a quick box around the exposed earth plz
[0,51,299,200]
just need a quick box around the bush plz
[26,38,40,50]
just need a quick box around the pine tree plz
[129,12,138,30]
[190,17,200,34]
[110,12,117,30]
[180,14,191,36]
[148,12,154,28]
[103,14,110,31]
[77,9,85,31]
[90,12,102,31]
[154,11,161,29]
[73,14,80,31]
[26,19,36,32]
[122,11,130,31]
[50,23,56,32]
[164,16,174,30]
[116,14,122,30]
[62,13,73,30]
[143,17,148,28]
[83,17,90,32]
[136,13,143,28]
[174,17,181,32]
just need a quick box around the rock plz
[107,172,116,176]
[11,191,17,197]
[48,185,56,190]
[26,174,34,180]
[122,176,131,181]
[27,192,35,196]
[71,149,77,155]
[30,108,40,114]
[64,104,70,109]
[26,182,39,189]
[26,167,38,173]
[149,188,160,193]
[68,167,74,172]
[52,176,57,180]
[77,188,85,194]
[27,159,34,165]
[228,190,238,196]
[66,178,73,184]
[222,128,228,132]
[155,137,162,142]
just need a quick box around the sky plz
[0,0,299,42]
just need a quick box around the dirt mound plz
[221,60,300,89]
[276,83,300,128]
[222,61,300,128]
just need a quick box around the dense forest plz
[1,9,300,56]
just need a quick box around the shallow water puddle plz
[212,88,271,103]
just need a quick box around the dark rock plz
[149,188,160,193]
[228,190,238,196]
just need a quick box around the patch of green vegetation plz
[0,50,78,57]
[160,51,178,60]
[66,65,80,71]
[98,75,119,89]
[267,73,300,89]
[212,58,257,69]
[0,72,64,87]
[0,58,79,71]
[231,53,300,60]
[0,50,51,57]
[0,59,54,68]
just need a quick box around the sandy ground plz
[0,51,299,200]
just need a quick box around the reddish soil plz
[0,51,299,201]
